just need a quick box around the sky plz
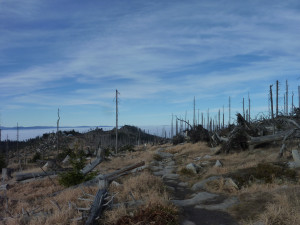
[0,0,300,128]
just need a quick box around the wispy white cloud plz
[0,0,300,126]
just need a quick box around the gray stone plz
[166,160,175,166]
[192,176,221,191]
[203,155,212,159]
[195,196,239,211]
[166,186,175,192]
[178,182,189,187]
[194,156,202,161]
[172,192,218,207]
[155,149,173,159]
[111,181,120,187]
[162,173,179,180]
[224,178,238,190]
[150,166,162,172]
[200,161,210,166]
[186,163,198,174]
[214,160,223,167]
[182,220,196,225]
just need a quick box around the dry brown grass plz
[258,187,300,225]
[103,171,171,224]
[2,175,99,225]
[96,148,155,174]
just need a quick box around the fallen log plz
[85,188,108,225]
[80,161,145,187]
[102,161,145,181]
[0,184,10,190]
[248,130,292,147]
[15,171,57,181]
[80,156,103,176]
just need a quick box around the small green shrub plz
[58,150,96,187]
[31,152,41,163]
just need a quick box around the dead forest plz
[1,81,300,225]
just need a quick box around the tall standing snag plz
[115,90,120,154]
[57,108,60,155]
[276,80,279,117]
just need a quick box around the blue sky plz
[0,0,300,127]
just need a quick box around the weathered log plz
[85,188,108,225]
[248,130,292,146]
[214,132,229,142]
[81,156,103,176]
[80,161,145,187]
[0,184,10,190]
[15,171,57,181]
[102,161,145,180]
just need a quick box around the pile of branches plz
[215,113,300,155]
[187,125,210,143]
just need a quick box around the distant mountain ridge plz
[0,125,113,130]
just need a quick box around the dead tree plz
[57,108,60,155]
[286,80,288,115]
[115,90,120,154]
[276,80,279,117]
[270,85,274,120]
[229,97,231,125]
[248,93,251,122]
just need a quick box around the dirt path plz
[151,148,239,225]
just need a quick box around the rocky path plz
[150,148,239,225]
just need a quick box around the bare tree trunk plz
[229,97,231,125]
[276,80,279,117]
[248,93,251,122]
[115,90,119,154]
[57,108,60,155]
[243,97,245,118]
[286,80,288,115]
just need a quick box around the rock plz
[192,176,221,191]
[162,173,179,180]
[224,178,239,190]
[166,160,175,166]
[186,163,198,174]
[195,196,239,211]
[194,156,201,161]
[149,160,159,166]
[172,192,218,207]
[156,151,173,159]
[200,161,210,166]
[166,186,175,192]
[111,181,120,187]
[215,160,223,167]
[150,166,162,172]
[182,220,196,225]
[178,182,189,187]
[203,155,211,159]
